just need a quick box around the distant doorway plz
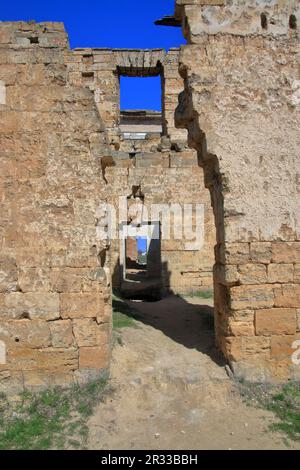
[120,222,162,300]
[125,236,148,282]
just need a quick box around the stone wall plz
[174,0,300,381]
[4,0,296,389]
[0,20,216,393]
[0,22,112,395]
[66,47,189,145]
[89,48,215,296]
[67,44,216,296]
[107,148,215,296]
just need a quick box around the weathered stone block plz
[18,267,50,293]
[50,320,74,348]
[65,249,97,269]
[231,309,254,322]
[274,284,300,308]
[0,25,14,44]
[250,242,272,264]
[60,293,104,319]
[228,319,254,337]
[255,308,297,336]
[267,264,294,284]
[73,319,109,347]
[101,304,112,325]
[135,153,169,168]
[0,320,51,349]
[164,78,184,95]
[225,243,250,265]
[0,256,18,293]
[238,264,267,285]
[50,267,83,293]
[272,242,300,264]
[294,264,300,283]
[225,336,270,362]
[7,348,78,371]
[169,152,198,167]
[0,292,60,320]
[79,345,109,369]
[230,285,274,310]
[216,264,238,286]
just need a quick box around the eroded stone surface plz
[0,0,300,391]
[0,22,111,393]
[174,0,300,381]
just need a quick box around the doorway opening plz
[125,236,148,282]
[119,76,163,139]
[120,222,162,301]
[120,76,162,112]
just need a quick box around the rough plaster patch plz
[188,0,299,36]
[291,80,300,107]
[0,340,6,365]
[0,80,6,105]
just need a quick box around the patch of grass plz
[112,294,139,330]
[0,377,108,450]
[188,290,214,300]
[238,381,300,442]
[113,311,137,329]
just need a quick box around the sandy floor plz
[88,295,300,450]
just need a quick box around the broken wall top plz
[175,0,300,37]
[0,21,180,77]
[0,21,69,48]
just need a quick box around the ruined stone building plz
[0,0,299,394]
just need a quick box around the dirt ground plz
[88,295,300,450]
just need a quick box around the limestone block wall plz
[0,19,217,393]
[0,22,112,395]
[107,148,215,295]
[3,0,297,389]
[174,0,300,381]
[162,49,188,141]
[66,47,188,146]
[66,44,215,295]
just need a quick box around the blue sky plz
[120,76,162,111]
[1,1,185,109]
[137,237,147,254]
